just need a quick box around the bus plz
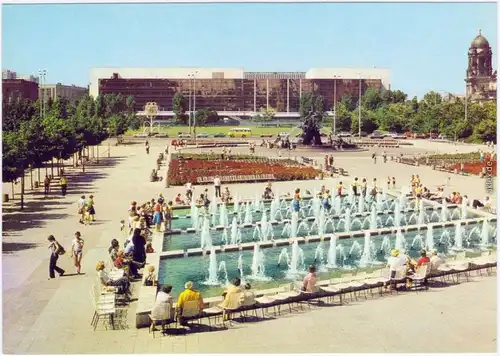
[228,128,252,138]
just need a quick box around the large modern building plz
[39,83,88,104]
[465,30,497,102]
[89,67,391,117]
[2,79,39,102]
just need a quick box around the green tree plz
[172,92,188,124]
[195,108,219,126]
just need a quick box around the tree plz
[350,106,377,134]
[195,108,219,126]
[300,92,324,145]
[258,106,276,121]
[172,92,188,124]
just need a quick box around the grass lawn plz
[125,126,333,137]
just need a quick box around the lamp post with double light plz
[38,69,47,118]
[188,73,193,134]
[357,73,362,138]
[332,75,340,136]
[192,71,199,142]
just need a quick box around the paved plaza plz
[2,138,497,354]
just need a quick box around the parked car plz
[196,132,210,138]
[213,132,226,138]
[413,133,428,139]
[178,133,191,138]
[260,133,274,138]
[278,132,290,139]
[369,131,385,139]
[156,133,169,138]
[438,134,449,140]
[337,132,351,137]
[429,132,439,139]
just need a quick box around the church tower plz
[465,30,497,101]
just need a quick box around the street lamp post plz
[358,73,362,138]
[464,80,468,122]
[193,71,198,142]
[188,74,193,134]
[38,69,47,118]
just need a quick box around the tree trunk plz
[82,149,85,173]
[45,165,48,176]
[20,174,25,211]
[51,158,54,178]
[11,181,15,200]
[96,145,99,163]
[38,167,41,184]
[30,167,33,190]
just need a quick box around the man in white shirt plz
[429,249,445,274]
[387,249,404,279]
[214,177,221,198]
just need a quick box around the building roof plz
[471,30,490,49]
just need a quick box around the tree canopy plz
[2,93,138,185]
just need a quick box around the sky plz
[1,2,497,99]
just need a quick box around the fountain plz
[461,201,468,219]
[454,222,463,249]
[349,240,362,257]
[270,198,279,221]
[425,225,434,250]
[440,200,448,222]
[376,193,383,212]
[343,208,352,232]
[211,203,218,226]
[190,201,199,229]
[326,235,338,268]
[481,219,490,246]
[314,242,326,266]
[370,205,379,229]
[237,254,244,282]
[359,231,374,266]
[277,248,290,268]
[205,247,220,285]
[417,200,426,225]
[334,196,342,215]
[287,240,305,277]
[395,228,407,251]
[399,192,408,210]
[248,244,269,280]
[380,235,392,255]
[309,196,321,219]
[219,203,229,227]
[200,218,213,249]
[290,212,299,238]
[233,195,239,214]
[230,217,242,244]
[244,202,253,224]
[221,228,229,245]
[411,234,425,249]
[382,186,388,201]
[218,261,229,286]
[358,194,365,213]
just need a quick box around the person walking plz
[71,231,84,274]
[372,152,377,164]
[60,175,68,196]
[78,195,86,224]
[214,176,221,198]
[86,195,96,222]
[145,141,150,155]
[382,151,387,163]
[47,235,65,279]
[43,175,50,197]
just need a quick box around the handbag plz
[56,242,66,255]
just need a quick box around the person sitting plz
[386,249,404,289]
[220,278,243,308]
[416,249,430,268]
[222,187,233,203]
[429,249,445,274]
[146,242,154,253]
[144,265,156,286]
[454,192,463,205]
[301,265,317,292]
[114,250,142,279]
[177,281,204,326]
[175,193,186,205]
[196,194,204,206]
[108,239,120,262]
[263,186,274,200]
[445,192,457,203]
[150,169,158,182]
[241,282,255,305]
[151,285,174,322]
[96,261,131,295]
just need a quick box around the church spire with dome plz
[466,30,496,102]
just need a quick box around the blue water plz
[163,206,471,252]
[158,223,497,299]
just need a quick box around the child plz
[83,206,92,225]
[146,242,154,254]
[387,176,391,189]
[337,182,343,196]
[144,265,156,286]
[392,177,396,189]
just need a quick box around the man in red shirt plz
[416,249,430,267]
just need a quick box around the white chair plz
[269,284,301,314]
[408,263,429,292]
[320,278,344,304]
[90,288,116,331]
[347,272,368,300]
[176,300,203,328]
[149,305,174,338]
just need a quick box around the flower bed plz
[447,161,497,176]
[168,154,321,185]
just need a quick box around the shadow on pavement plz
[2,242,42,254]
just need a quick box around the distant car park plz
[178,133,191,138]
[214,132,226,138]
[196,132,210,138]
